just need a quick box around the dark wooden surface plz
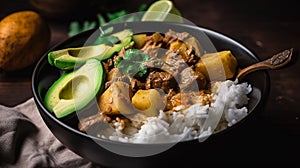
[1,0,299,165]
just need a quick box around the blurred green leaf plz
[68,3,149,37]
[138,3,148,11]
[68,20,97,37]
[107,10,127,21]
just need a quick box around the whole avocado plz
[0,10,50,71]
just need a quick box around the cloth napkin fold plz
[0,98,101,168]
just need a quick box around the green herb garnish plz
[115,49,172,78]
[115,49,150,78]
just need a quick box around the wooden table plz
[1,0,299,165]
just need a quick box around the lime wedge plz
[141,0,183,23]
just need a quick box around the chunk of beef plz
[163,29,190,46]
[179,66,207,91]
[168,40,199,65]
[130,77,146,93]
[145,71,177,93]
[78,113,111,132]
[161,52,188,77]
[164,89,177,111]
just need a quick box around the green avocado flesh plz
[44,59,104,118]
[48,29,134,70]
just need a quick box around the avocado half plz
[44,59,104,118]
[48,29,134,70]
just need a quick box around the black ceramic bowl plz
[32,22,270,167]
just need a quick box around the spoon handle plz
[236,48,294,80]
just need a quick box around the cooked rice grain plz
[108,80,252,143]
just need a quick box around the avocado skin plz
[44,58,104,118]
[48,29,134,70]
[48,51,81,70]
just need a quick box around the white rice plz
[107,80,252,144]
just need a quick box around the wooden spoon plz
[236,48,294,81]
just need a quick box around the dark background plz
[1,0,299,166]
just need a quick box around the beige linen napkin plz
[0,98,101,168]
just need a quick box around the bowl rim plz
[32,21,270,145]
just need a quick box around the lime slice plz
[141,0,183,23]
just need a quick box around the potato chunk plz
[98,81,136,115]
[133,34,147,49]
[195,50,238,81]
[184,36,201,57]
[132,89,165,117]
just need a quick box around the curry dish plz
[77,29,239,137]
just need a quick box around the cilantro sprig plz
[115,49,172,78]
[115,49,150,78]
